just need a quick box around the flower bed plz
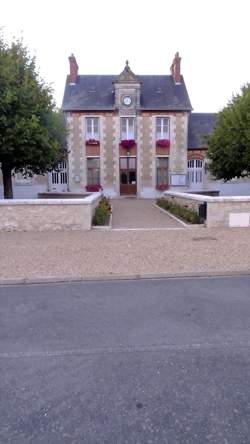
[85,139,100,145]
[86,184,103,192]
[156,184,169,191]
[156,139,170,148]
[156,198,202,224]
[120,139,136,149]
[92,196,112,226]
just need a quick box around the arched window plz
[187,159,203,185]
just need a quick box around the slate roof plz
[62,75,192,111]
[188,113,217,149]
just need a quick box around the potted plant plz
[156,139,170,148]
[85,139,100,145]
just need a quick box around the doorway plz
[120,157,137,195]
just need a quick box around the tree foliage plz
[0,33,66,198]
[207,84,250,181]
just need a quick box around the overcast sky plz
[2,0,250,112]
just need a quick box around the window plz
[156,117,169,140]
[87,158,100,185]
[156,157,169,185]
[120,117,135,140]
[86,117,99,140]
[187,159,203,184]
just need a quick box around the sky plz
[2,0,250,112]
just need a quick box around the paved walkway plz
[111,198,182,229]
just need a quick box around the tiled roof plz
[62,75,192,111]
[188,113,217,149]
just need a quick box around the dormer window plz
[86,117,99,140]
[156,117,169,140]
[121,117,135,140]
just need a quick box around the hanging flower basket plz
[86,139,100,146]
[156,184,169,191]
[156,139,170,148]
[86,184,103,192]
[120,139,136,149]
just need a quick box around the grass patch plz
[157,198,202,224]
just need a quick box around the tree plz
[207,84,250,181]
[0,34,66,198]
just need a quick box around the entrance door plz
[120,157,137,195]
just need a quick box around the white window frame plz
[120,117,136,140]
[156,117,170,140]
[187,159,204,185]
[85,117,99,140]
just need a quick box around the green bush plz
[93,206,110,225]
[156,198,202,224]
[99,196,111,212]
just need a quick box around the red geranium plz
[156,139,170,148]
[120,139,136,149]
[156,184,169,191]
[86,185,103,192]
[86,139,100,145]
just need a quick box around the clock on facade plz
[123,96,132,106]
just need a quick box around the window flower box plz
[120,139,136,149]
[85,139,100,146]
[156,184,169,191]
[86,184,103,192]
[156,139,170,148]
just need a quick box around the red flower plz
[156,139,170,148]
[120,139,136,149]
[86,139,100,145]
[86,184,103,192]
[156,184,169,191]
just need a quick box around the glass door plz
[120,157,137,195]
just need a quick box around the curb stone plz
[0,270,250,286]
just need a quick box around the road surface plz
[1,276,250,443]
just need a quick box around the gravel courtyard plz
[0,226,250,282]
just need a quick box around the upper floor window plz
[156,117,169,140]
[86,117,99,140]
[121,117,135,140]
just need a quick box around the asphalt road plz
[1,276,250,443]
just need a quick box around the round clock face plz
[123,96,132,106]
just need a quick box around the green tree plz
[207,84,250,181]
[0,34,66,198]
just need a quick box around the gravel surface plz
[0,227,250,281]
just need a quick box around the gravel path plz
[111,198,182,228]
[0,227,250,282]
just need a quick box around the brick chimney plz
[170,52,181,84]
[68,54,78,84]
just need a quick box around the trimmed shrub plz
[92,196,112,226]
[157,198,202,224]
[93,206,110,225]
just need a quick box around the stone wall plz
[164,191,250,228]
[0,193,101,232]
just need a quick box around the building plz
[1,53,249,198]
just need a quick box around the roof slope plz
[62,75,192,111]
[188,113,217,149]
